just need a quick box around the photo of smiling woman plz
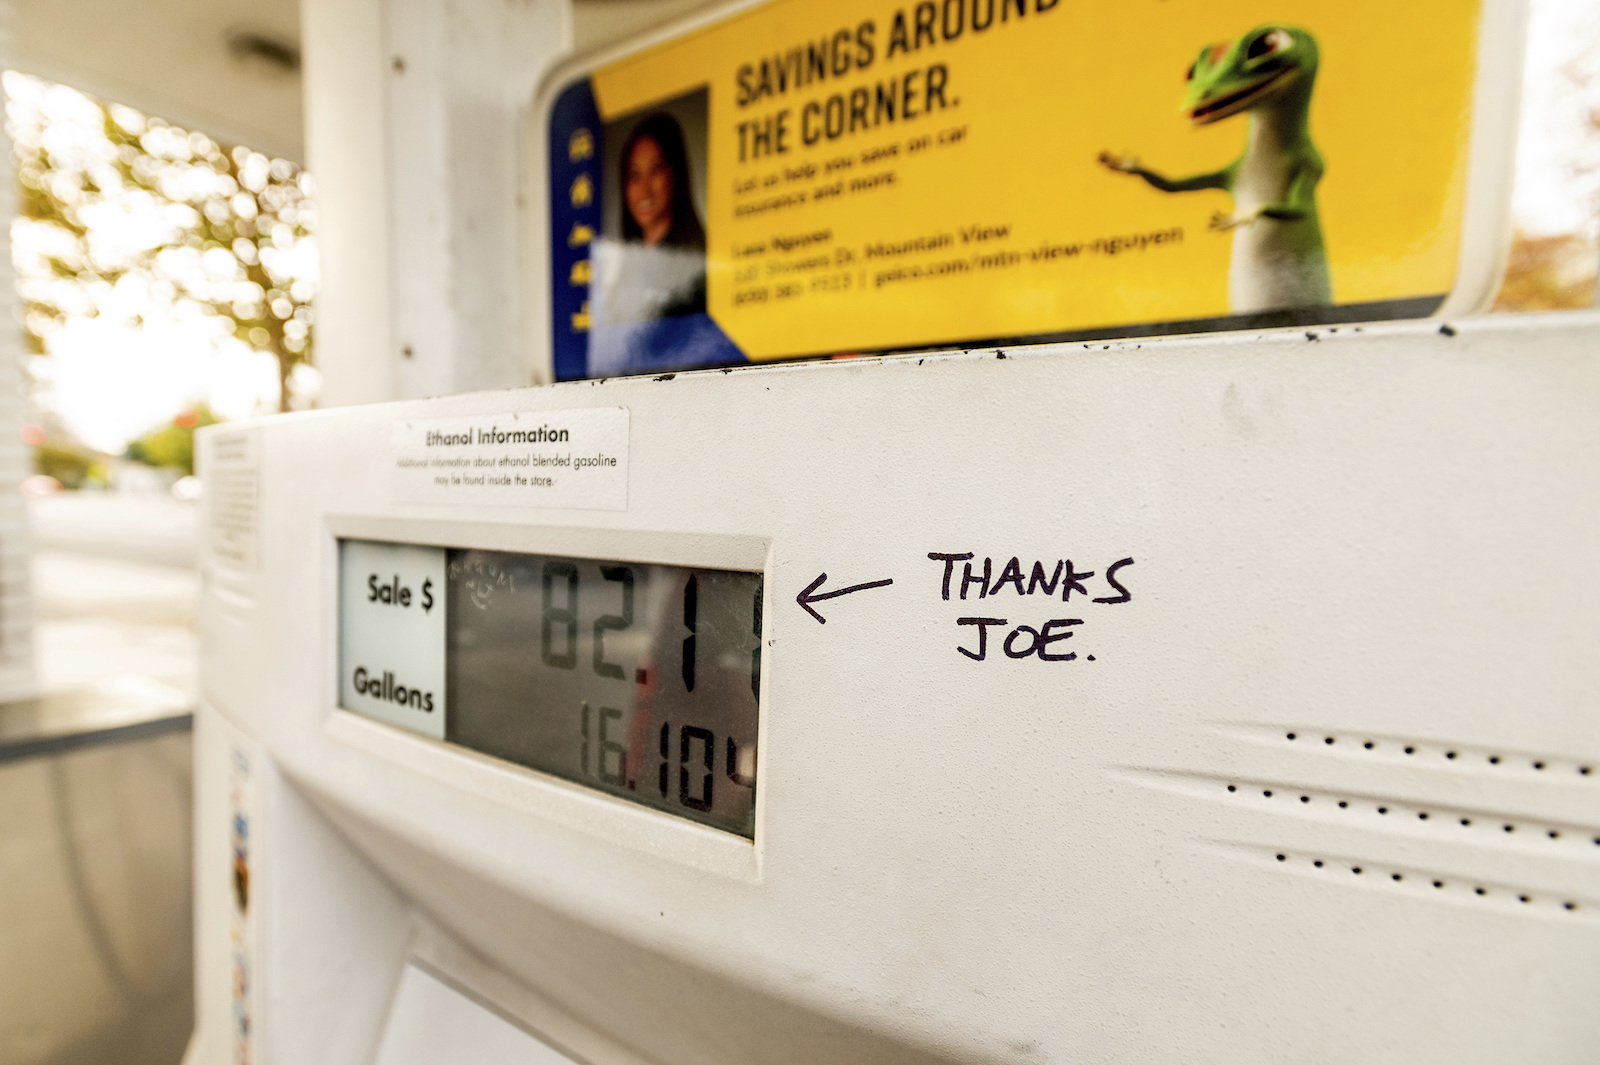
[621,113,705,252]
[592,93,709,330]
[587,88,734,375]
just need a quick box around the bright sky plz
[5,0,1598,454]
[5,71,318,454]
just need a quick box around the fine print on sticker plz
[391,408,629,511]
[550,0,1490,378]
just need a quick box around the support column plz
[0,0,38,700]
[305,0,573,406]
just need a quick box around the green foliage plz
[32,441,107,490]
[6,73,317,412]
[124,405,220,475]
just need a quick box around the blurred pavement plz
[28,494,199,697]
[29,493,199,570]
[0,729,194,1065]
[0,493,199,1065]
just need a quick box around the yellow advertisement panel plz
[547,0,1492,379]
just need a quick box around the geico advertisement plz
[547,0,1485,379]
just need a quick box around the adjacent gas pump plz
[191,1,1600,1062]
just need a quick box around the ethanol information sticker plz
[548,0,1490,379]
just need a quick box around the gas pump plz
[190,1,1600,1062]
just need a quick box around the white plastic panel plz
[198,313,1600,1064]
[373,965,582,1065]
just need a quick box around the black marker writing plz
[956,617,1008,661]
[1092,558,1135,604]
[927,553,1133,603]
[927,552,974,600]
[932,553,1136,662]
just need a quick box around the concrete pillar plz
[0,0,38,701]
[305,0,574,406]
[300,0,398,408]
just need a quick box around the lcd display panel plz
[338,540,763,837]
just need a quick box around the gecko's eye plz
[1247,29,1292,61]
[1185,60,1197,81]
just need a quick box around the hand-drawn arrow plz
[796,573,894,624]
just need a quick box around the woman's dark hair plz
[619,112,705,249]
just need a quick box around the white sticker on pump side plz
[391,408,628,510]
[202,428,260,571]
[339,540,447,739]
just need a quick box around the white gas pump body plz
[189,0,1597,1059]
[193,313,1600,1065]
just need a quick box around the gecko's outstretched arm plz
[1098,151,1233,193]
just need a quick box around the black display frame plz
[337,537,765,839]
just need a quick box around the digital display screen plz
[338,540,763,837]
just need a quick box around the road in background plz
[29,494,198,697]
[29,493,198,569]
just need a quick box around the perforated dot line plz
[1224,782,1600,848]
[1282,731,1593,778]
[1268,852,1580,913]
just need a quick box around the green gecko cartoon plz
[1099,26,1331,313]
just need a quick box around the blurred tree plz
[32,440,109,489]
[124,404,220,476]
[7,73,317,413]
[1492,230,1596,312]
[1494,10,1600,313]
